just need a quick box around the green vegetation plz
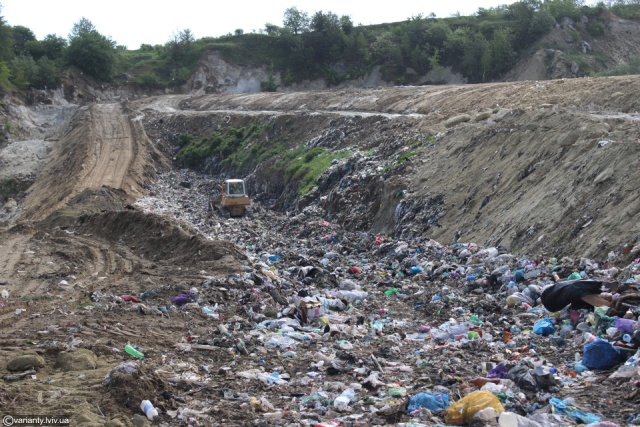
[596,56,640,76]
[176,122,283,172]
[610,1,640,20]
[281,147,351,195]
[175,122,352,195]
[0,178,31,200]
[65,18,117,81]
[397,151,417,163]
[2,0,639,93]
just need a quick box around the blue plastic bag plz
[533,318,556,336]
[407,391,450,413]
[549,397,601,424]
[582,339,622,370]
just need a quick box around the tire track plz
[21,103,153,221]
[84,104,134,191]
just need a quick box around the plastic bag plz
[582,339,622,370]
[507,365,547,392]
[533,318,556,336]
[549,397,601,424]
[498,412,543,427]
[615,317,637,334]
[407,391,450,413]
[487,362,508,379]
[444,390,504,425]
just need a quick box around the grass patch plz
[397,151,416,163]
[596,56,640,77]
[177,124,262,168]
[282,147,352,195]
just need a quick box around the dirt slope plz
[20,103,161,221]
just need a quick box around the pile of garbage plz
[91,170,640,426]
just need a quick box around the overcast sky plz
[2,0,514,49]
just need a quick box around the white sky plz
[1,0,514,49]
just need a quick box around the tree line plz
[1,0,639,93]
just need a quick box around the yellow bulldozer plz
[212,179,250,218]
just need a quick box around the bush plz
[66,19,117,81]
[596,56,640,76]
[135,72,162,89]
[587,21,606,37]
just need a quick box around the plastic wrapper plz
[444,390,504,425]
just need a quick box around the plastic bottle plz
[331,290,368,302]
[124,344,144,359]
[202,306,221,318]
[583,332,596,343]
[333,388,355,410]
[140,399,158,420]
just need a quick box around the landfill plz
[39,168,634,426]
[2,78,640,426]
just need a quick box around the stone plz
[75,411,103,426]
[474,111,492,122]
[132,414,149,427]
[444,114,471,128]
[54,349,98,371]
[6,354,45,371]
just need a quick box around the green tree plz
[443,26,472,63]
[462,32,491,81]
[427,48,448,84]
[66,18,116,81]
[343,31,370,64]
[9,54,37,88]
[371,32,402,64]
[11,25,36,56]
[170,67,191,86]
[0,60,10,90]
[33,56,60,88]
[166,29,195,62]
[0,4,13,62]
[508,0,542,48]
[179,28,195,44]
[283,7,309,35]
[542,0,584,20]
[26,34,67,60]
[528,9,555,40]
[426,21,452,50]
[308,11,345,65]
[408,45,430,73]
[70,17,96,38]
[264,23,281,36]
[340,15,354,34]
[490,27,516,76]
